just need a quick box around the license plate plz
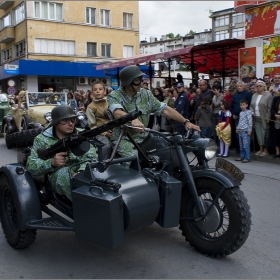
[215,158,244,183]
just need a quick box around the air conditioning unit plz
[79,77,88,85]
[230,23,235,27]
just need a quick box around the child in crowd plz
[216,100,231,157]
[195,96,212,138]
[235,99,252,163]
[86,81,112,160]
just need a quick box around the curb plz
[228,149,280,164]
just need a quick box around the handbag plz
[152,115,160,131]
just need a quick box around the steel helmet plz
[119,65,144,87]
[50,105,77,126]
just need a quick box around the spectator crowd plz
[142,72,280,161]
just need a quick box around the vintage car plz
[0,93,9,134]
[1,91,67,149]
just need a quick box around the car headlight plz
[44,112,52,122]
[191,138,217,161]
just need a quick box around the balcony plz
[0,26,15,43]
[0,1,13,10]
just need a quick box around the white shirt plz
[255,94,262,116]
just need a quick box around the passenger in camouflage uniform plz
[107,65,200,160]
[26,105,97,201]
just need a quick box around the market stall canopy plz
[179,38,245,75]
[96,47,193,70]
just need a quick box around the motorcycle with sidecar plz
[0,111,251,257]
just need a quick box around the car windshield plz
[26,92,67,107]
[0,94,8,102]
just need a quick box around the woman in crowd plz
[67,91,77,110]
[250,80,273,156]
[212,83,224,144]
[270,89,280,158]
[154,87,164,102]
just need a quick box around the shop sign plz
[239,47,257,83]
[4,64,19,75]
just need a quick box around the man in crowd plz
[248,83,256,95]
[107,65,200,160]
[269,73,280,97]
[193,79,214,116]
[174,82,190,135]
[26,105,97,201]
[230,81,252,152]
[263,74,271,90]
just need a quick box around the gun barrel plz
[37,110,142,160]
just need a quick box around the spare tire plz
[5,127,43,149]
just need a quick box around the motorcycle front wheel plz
[179,178,251,257]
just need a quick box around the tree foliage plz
[166,33,174,38]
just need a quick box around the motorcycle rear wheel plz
[179,178,251,257]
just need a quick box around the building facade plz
[0,1,139,92]
[210,8,245,41]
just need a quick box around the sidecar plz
[0,152,182,249]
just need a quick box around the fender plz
[2,116,18,134]
[0,164,42,230]
[27,122,44,129]
[192,168,241,188]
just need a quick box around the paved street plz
[0,137,279,279]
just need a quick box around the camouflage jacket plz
[107,86,167,143]
[26,126,97,176]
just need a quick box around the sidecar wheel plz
[0,175,37,249]
[179,178,251,257]
[5,127,43,149]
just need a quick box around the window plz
[215,15,229,27]
[1,14,11,29]
[123,12,133,29]
[232,27,245,38]
[232,13,245,24]
[35,39,75,55]
[15,40,26,57]
[86,7,96,24]
[123,45,134,58]
[101,43,111,57]
[215,30,229,41]
[100,9,110,26]
[87,42,97,56]
[2,48,12,63]
[34,1,63,21]
[13,3,25,25]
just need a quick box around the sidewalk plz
[227,149,280,164]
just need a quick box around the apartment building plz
[0,1,139,92]
[210,8,245,41]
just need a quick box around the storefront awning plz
[96,47,193,70]
[179,38,245,75]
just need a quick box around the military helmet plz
[50,105,76,126]
[119,65,144,87]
